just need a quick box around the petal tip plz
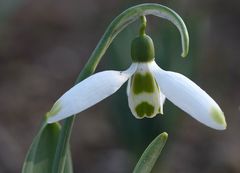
[210,107,227,130]
[46,101,62,123]
[46,117,55,124]
[214,123,227,130]
[221,123,227,130]
[46,113,63,124]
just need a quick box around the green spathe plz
[132,72,155,94]
[135,102,155,117]
[211,107,227,128]
[131,34,155,62]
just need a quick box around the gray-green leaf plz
[22,122,73,173]
[133,132,168,173]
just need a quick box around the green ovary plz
[135,102,154,117]
[132,72,155,94]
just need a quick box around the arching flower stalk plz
[47,16,226,130]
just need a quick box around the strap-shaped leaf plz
[133,132,168,173]
[22,122,73,173]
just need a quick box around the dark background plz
[0,0,239,173]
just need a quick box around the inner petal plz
[127,62,163,118]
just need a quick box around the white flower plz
[47,34,226,130]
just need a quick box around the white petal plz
[159,92,166,114]
[47,63,137,123]
[126,77,131,96]
[150,61,226,130]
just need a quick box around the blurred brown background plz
[0,0,240,173]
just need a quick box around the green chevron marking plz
[135,102,154,117]
[132,72,155,94]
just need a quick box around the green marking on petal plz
[133,72,155,94]
[135,102,154,117]
[46,101,61,118]
[211,107,227,128]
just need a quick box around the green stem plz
[51,3,189,173]
[139,16,147,36]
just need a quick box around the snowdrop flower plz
[47,33,226,130]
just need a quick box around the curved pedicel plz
[79,3,189,82]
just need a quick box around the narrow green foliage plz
[52,120,74,173]
[22,122,73,173]
[63,148,73,173]
[133,132,168,173]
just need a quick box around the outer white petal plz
[126,77,131,96]
[47,63,137,123]
[150,61,226,130]
[159,92,166,114]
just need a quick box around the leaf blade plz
[133,132,168,173]
[22,122,73,173]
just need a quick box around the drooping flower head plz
[47,16,226,130]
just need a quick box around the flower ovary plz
[131,34,155,62]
